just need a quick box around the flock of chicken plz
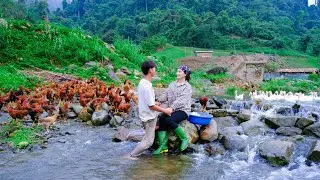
[235,90,320,102]
[0,77,138,130]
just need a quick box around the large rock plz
[237,110,251,122]
[214,116,239,131]
[78,108,92,122]
[70,104,83,115]
[295,117,315,129]
[211,109,228,117]
[115,70,127,80]
[83,61,99,68]
[241,119,268,136]
[204,142,226,156]
[109,115,124,127]
[120,66,132,75]
[91,110,111,126]
[303,122,320,138]
[219,126,244,137]
[264,115,298,129]
[221,135,247,151]
[276,127,302,136]
[200,119,218,141]
[212,97,227,108]
[0,19,8,29]
[113,127,145,142]
[168,120,199,149]
[307,140,320,162]
[107,71,120,82]
[259,140,294,166]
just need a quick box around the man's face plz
[149,67,156,77]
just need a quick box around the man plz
[127,60,172,157]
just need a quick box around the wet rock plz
[78,108,92,122]
[241,120,268,136]
[70,104,83,115]
[237,110,251,122]
[206,103,219,110]
[307,140,320,162]
[204,143,226,156]
[113,127,145,142]
[67,112,77,119]
[264,115,298,129]
[168,120,199,149]
[303,122,320,138]
[276,106,294,116]
[227,109,239,116]
[212,97,227,108]
[295,117,315,129]
[57,138,67,143]
[91,110,111,126]
[200,119,218,142]
[259,140,294,166]
[220,135,247,151]
[276,127,302,136]
[101,103,110,112]
[109,115,124,127]
[214,116,239,131]
[107,71,120,82]
[219,126,244,137]
[83,61,99,68]
[127,129,145,142]
[191,103,202,112]
[211,109,228,117]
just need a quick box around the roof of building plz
[276,68,319,73]
[194,51,213,53]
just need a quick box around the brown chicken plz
[117,103,131,113]
[8,106,28,120]
[199,95,209,112]
[38,112,59,131]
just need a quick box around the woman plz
[153,65,192,155]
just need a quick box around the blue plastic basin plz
[188,112,213,125]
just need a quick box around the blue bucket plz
[188,112,213,125]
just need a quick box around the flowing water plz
[1,100,320,179]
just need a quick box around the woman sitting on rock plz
[153,65,193,155]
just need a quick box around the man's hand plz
[164,108,173,116]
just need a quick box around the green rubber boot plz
[174,126,189,151]
[153,131,168,155]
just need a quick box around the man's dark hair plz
[141,60,156,75]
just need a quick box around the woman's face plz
[176,68,186,80]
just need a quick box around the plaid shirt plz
[157,81,192,114]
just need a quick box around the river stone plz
[264,115,298,129]
[91,110,111,126]
[127,129,145,142]
[220,135,247,151]
[67,112,77,119]
[168,120,198,149]
[211,109,228,117]
[191,103,202,112]
[115,70,127,80]
[212,97,227,108]
[70,104,83,115]
[259,140,294,166]
[121,66,131,75]
[237,110,251,122]
[206,103,219,110]
[276,127,302,136]
[109,115,124,127]
[295,117,315,129]
[200,119,218,142]
[307,140,320,162]
[78,108,91,122]
[303,122,320,138]
[241,120,268,136]
[204,143,226,156]
[107,71,120,82]
[100,103,110,112]
[0,18,8,29]
[113,127,145,142]
[276,106,294,116]
[215,116,239,131]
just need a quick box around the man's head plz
[141,60,156,76]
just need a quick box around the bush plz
[141,35,168,54]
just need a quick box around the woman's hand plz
[163,108,173,116]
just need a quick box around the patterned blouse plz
[157,81,192,114]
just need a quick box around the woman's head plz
[176,65,191,82]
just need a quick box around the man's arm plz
[149,105,172,116]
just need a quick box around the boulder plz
[214,116,239,131]
[220,135,247,151]
[303,122,320,138]
[113,127,145,142]
[237,110,251,122]
[276,127,302,136]
[241,119,268,136]
[200,119,218,142]
[0,18,8,29]
[168,120,199,149]
[120,66,132,75]
[227,109,239,116]
[295,117,315,129]
[91,110,111,126]
[219,126,244,137]
[83,61,99,68]
[212,97,227,108]
[67,112,77,119]
[211,109,228,117]
[115,70,127,80]
[70,104,83,115]
[206,103,219,110]
[100,103,110,112]
[264,115,298,129]
[109,115,124,127]
[204,143,226,156]
[259,140,294,166]
[78,108,92,122]
[307,140,320,162]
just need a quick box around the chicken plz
[28,104,43,122]
[117,103,131,113]
[38,112,59,131]
[60,101,69,122]
[90,98,107,112]
[8,106,28,120]
[199,95,209,112]
[8,90,17,102]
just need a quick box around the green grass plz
[0,120,44,149]
[282,56,320,68]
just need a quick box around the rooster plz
[199,95,209,112]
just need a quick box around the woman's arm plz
[170,85,192,111]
